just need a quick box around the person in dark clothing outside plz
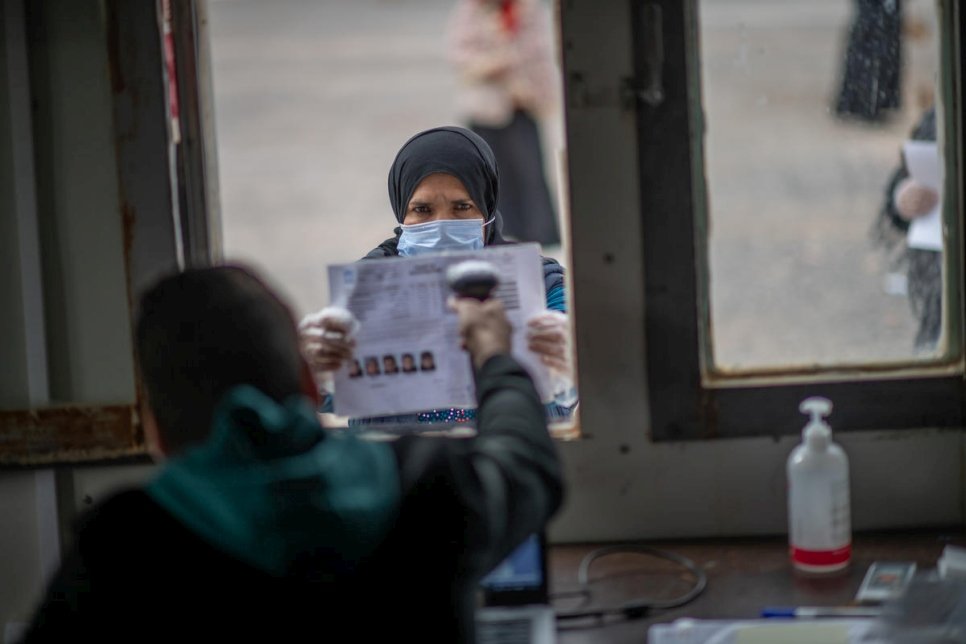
[21,265,563,643]
[834,0,903,122]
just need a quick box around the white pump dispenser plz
[787,397,851,573]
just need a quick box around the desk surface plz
[548,529,964,643]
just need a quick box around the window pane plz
[700,0,950,370]
[209,1,578,431]
[210,0,569,313]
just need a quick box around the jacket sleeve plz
[19,526,102,641]
[391,353,564,580]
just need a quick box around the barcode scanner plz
[446,260,500,301]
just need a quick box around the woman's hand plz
[298,307,359,381]
[895,177,939,221]
[526,310,570,374]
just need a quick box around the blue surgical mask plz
[397,219,486,257]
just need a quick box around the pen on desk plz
[761,606,883,619]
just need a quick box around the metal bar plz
[0,405,141,465]
[5,0,49,407]
[170,0,219,267]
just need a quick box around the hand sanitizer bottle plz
[787,397,851,573]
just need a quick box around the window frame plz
[633,0,966,441]
[0,0,215,466]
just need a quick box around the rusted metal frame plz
[0,0,179,465]
[100,0,191,462]
[0,405,141,467]
[0,0,151,465]
[640,0,966,441]
[107,0,184,298]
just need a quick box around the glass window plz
[208,0,578,432]
[700,0,951,371]
[627,0,964,440]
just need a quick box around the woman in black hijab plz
[300,126,573,424]
[365,127,564,300]
[370,126,506,252]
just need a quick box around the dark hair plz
[135,265,304,454]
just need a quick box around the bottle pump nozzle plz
[799,397,833,450]
[799,397,832,423]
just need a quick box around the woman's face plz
[403,173,484,226]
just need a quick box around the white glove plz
[526,310,571,375]
[298,306,360,381]
[527,310,577,407]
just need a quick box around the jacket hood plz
[147,385,399,576]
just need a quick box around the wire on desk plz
[553,544,708,622]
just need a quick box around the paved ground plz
[209,0,942,370]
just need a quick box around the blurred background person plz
[873,105,941,352]
[446,0,562,247]
[834,0,903,122]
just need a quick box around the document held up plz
[327,243,552,419]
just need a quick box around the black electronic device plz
[446,260,500,301]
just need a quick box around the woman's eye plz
[411,205,431,214]
[455,202,473,211]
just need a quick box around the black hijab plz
[386,126,507,246]
[365,126,564,295]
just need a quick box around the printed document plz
[327,243,551,418]
[903,140,942,251]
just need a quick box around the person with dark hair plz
[300,126,575,425]
[401,353,417,373]
[420,350,437,372]
[22,265,563,643]
[383,354,400,375]
[348,358,363,378]
[133,266,314,455]
[365,356,381,376]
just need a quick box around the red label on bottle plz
[790,544,851,566]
